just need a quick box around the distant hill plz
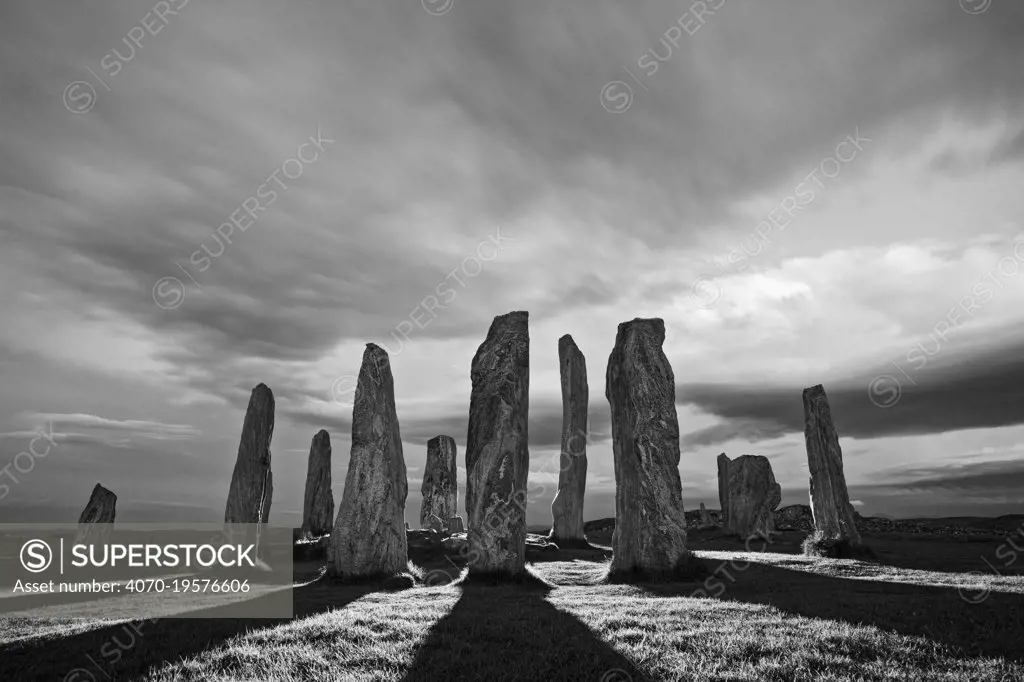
[582,509,1024,538]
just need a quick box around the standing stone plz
[717,453,730,530]
[77,483,116,544]
[330,344,409,579]
[606,318,689,579]
[420,435,458,528]
[465,311,530,579]
[224,384,275,524]
[549,334,589,546]
[722,454,782,539]
[448,515,465,533]
[803,384,863,546]
[699,502,711,528]
[301,430,334,538]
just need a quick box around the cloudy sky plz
[2,0,1024,528]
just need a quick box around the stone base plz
[545,534,592,550]
[329,570,416,589]
[293,534,330,561]
[604,552,709,584]
[801,532,876,560]
[460,566,552,589]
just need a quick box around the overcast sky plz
[2,0,1024,527]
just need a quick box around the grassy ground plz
[2,531,1024,681]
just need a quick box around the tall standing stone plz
[722,454,782,539]
[78,483,116,523]
[465,311,530,579]
[803,384,863,546]
[330,344,408,579]
[606,318,689,579]
[77,483,116,543]
[420,435,458,529]
[549,334,589,546]
[301,430,334,538]
[224,384,275,525]
[717,453,730,529]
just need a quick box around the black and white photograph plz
[2,0,1024,680]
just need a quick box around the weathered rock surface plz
[717,453,730,529]
[407,528,444,554]
[722,454,782,539]
[77,483,116,543]
[525,533,560,558]
[78,482,116,523]
[803,384,863,546]
[301,430,334,537]
[605,318,689,577]
[329,344,409,579]
[465,311,530,578]
[421,435,458,529]
[441,532,468,555]
[774,504,815,531]
[549,334,589,546]
[426,513,446,535]
[224,384,275,524]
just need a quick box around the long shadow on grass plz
[400,577,647,682]
[639,559,1024,663]
[0,578,377,680]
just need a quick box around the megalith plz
[717,453,730,529]
[76,483,116,544]
[224,383,275,524]
[549,334,589,546]
[699,502,711,528]
[329,344,409,579]
[420,435,458,529]
[605,318,689,579]
[722,454,782,539]
[465,311,530,579]
[803,384,864,548]
[301,430,334,538]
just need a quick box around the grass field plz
[3,529,1024,681]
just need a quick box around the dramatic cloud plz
[1,0,1022,522]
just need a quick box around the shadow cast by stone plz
[453,563,553,590]
[604,552,710,584]
[399,579,649,682]
[638,557,1024,663]
[0,578,377,679]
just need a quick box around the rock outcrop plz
[549,334,589,546]
[605,318,690,579]
[329,344,409,579]
[224,384,275,525]
[301,429,334,538]
[803,384,863,547]
[465,311,530,579]
[721,454,782,539]
[420,435,458,529]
